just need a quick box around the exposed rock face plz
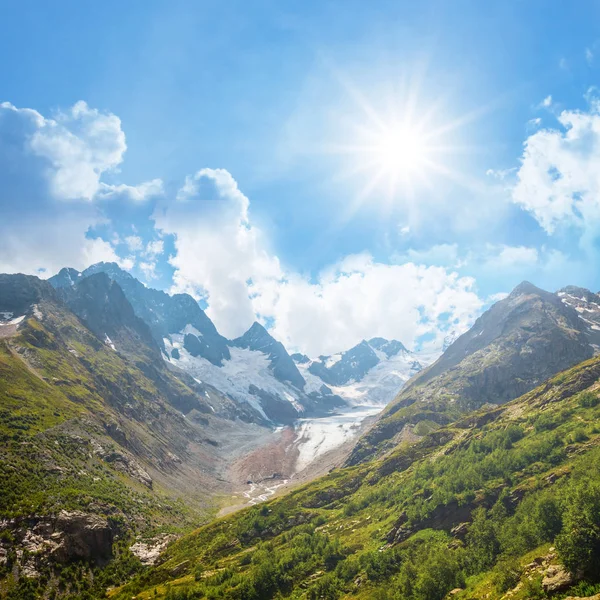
[0,274,57,315]
[56,272,159,358]
[50,262,231,365]
[398,281,593,411]
[307,337,416,387]
[90,439,153,488]
[248,384,299,424]
[0,511,114,577]
[130,534,177,565]
[309,340,380,386]
[542,564,575,593]
[52,511,114,563]
[233,322,306,389]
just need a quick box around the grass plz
[110,355,600,600]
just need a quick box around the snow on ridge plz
[104,334,116,351]
[164,332,308,420]
[181,324,204,337]
[324,354,342,368]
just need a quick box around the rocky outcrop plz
[130,533,177,565]
[90,439,153,488]
[50,262,231,365]
[542,564,575,593]
[0,511,115,577]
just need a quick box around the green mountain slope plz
[112,354,600,600]
[0,275,266,599]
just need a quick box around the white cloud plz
[483,245,539,270]
[156,168,484,354]
[486,167,517,180]
[124,235,143,252]
[0,100,159,276]
[97,179,163,202]
[154,168,282,338]
[526,117,542,131]
[586,48,594,65]
[145,240,164,257]
[257,256,483,356]
[0,211,126,276]
[139,261,157,280]
[539,95,553,108]
[6,100,128,201]
[488,292,509,303]
[392,244,461,268]
[513,91,600,239]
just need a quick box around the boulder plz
[542,564,574,593]
[52,510,114,563]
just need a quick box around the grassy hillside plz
[0,281,263,599]
[112,355,600,600]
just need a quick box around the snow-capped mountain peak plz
[294,337,434,407]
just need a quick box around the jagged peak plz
[83,261,134,279]
[509,280,547,297]
[558,285,599,302]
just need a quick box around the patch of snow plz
[297,346,436,407]
[181,324,204,337]
[32,305,43,320]
[164,333,310,420]
[0,312,14,321]
[325,354,342,368]
[8,315,25,325]
[104,334,116,351]
[294,405,382,472]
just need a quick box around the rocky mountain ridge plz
[348,280,600,464]
[50,263,427,424]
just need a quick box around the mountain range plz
[3,266,600,598]
[49,262,428,424]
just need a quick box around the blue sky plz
[2,0,600,354]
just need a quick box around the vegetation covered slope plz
[112,354,600,600]
[348,281,595,465]
[0,275,264,599]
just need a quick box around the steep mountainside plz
[0,274,269,598]
[348,281,597,464]
[112,352,600,600]
[52,265,348,423]
[55,272,160,361]
[50,263,231,366]
[51,264,427,425]
[232,322,306,390]
[164,321,345,424]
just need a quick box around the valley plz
[3,268,600,599]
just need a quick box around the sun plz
[372,122,430,181]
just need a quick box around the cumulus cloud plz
[144,240,164,257]
[97,179,163,202]
[0,101,160,275]
[513,91,600,239]
[124,235,143,252]
[139,261,158,280]
[155,168,483,354]
[256,256,483,356]
[154,168,282,337]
